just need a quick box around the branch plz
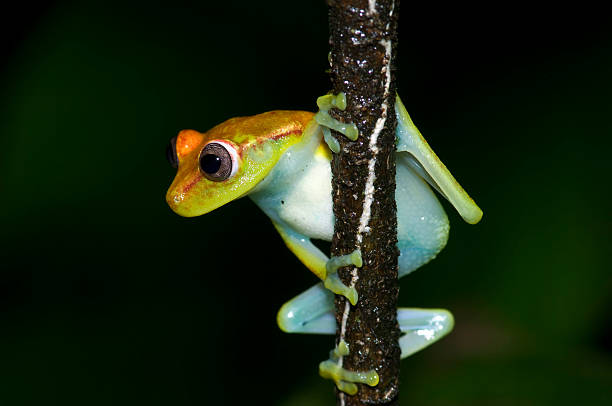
[327,1,401,405]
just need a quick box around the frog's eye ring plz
[166,136,178,169]
[198,141,239,182]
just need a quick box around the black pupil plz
[200,154,222,174]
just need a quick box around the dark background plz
[1,1,610,404]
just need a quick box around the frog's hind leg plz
[394,94,483,225]
[277,282,335,334]
[396,153,450,278]
[278,292,454,360]
[398,308,454,359]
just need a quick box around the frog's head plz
[166,111,314,217]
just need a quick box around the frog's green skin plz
[166,95,482,391]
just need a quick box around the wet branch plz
[327,0,401,405]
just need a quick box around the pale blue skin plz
[249,96,482,359]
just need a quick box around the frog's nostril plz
[166,136,178,169]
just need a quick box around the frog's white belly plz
[278,154,333,241]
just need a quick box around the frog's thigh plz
[396,153,450,278]
[398,308,454,359]
[277,282,335,334]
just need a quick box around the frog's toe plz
[323,249,362,305]
[319,340,379,395]
[323,273,358,305]
[319,360,379,395]
[314,92,359,142]
[322,127,340,153]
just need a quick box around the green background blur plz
[1,1,610,404]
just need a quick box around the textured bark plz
[327,1,401,405]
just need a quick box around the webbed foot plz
[314,92,359,153]
[323,249,362,305]
[319,340,379,395]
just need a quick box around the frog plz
[165,94,482,394]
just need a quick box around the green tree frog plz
[165,94,482,390]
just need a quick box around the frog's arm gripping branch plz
[272,222,327,280]
[273,221,361,306]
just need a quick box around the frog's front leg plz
[272,221,361,305]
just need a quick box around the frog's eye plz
[199,141,239,181]
[166,136,178,169]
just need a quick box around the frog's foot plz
[323,249,362,305]
[398,308,454,359]
[314,92,359,153]
[319,340,379,395]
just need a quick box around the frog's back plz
[210,110,316,148]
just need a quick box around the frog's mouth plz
[165,173,235,217]
[166,172,205,217]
